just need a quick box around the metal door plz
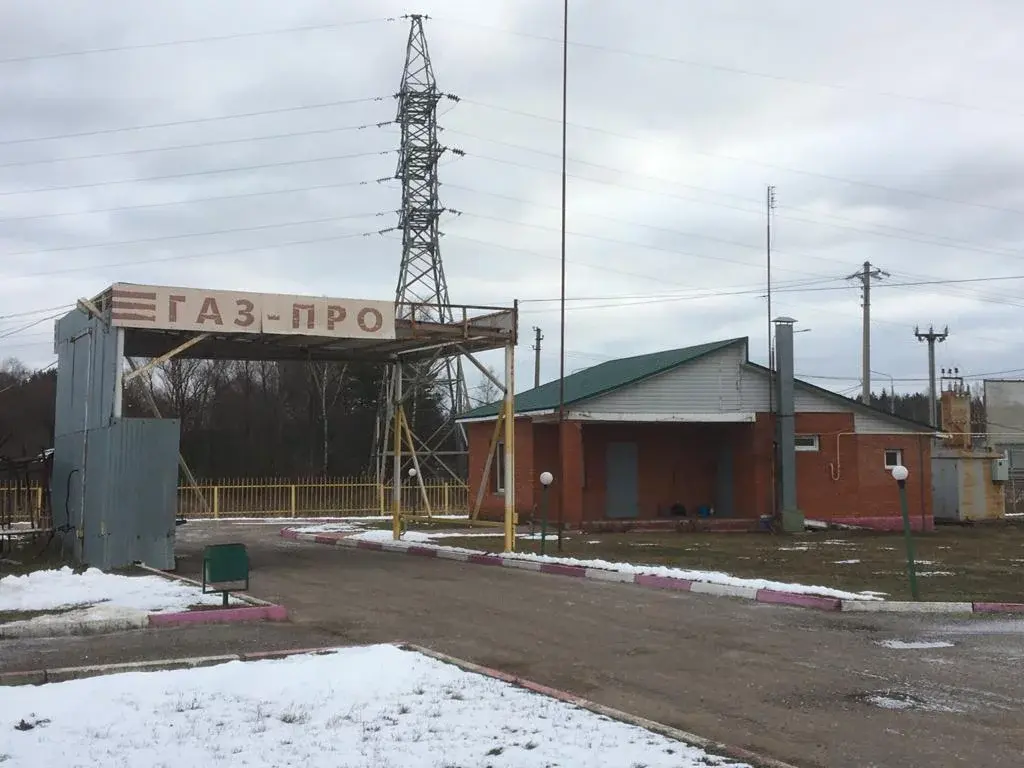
[605,442,639,518]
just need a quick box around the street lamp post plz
[538,471,554,555]
[407,468,417,527]
[891,464,920,600]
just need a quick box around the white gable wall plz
[576,343,922,434]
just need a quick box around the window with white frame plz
[794,434,819,452]
[884,448,903,469]
[494,441,505,493]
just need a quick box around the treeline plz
[866,386,986,434]
[0,355,991,477]
[0,357,448,478]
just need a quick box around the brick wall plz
[466,411,933,530]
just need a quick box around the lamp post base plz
[780,506,805,533]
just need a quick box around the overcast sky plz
[1,0,1022,397]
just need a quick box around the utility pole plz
[766,185,776,414]
[531,327,543,388]
[846,261,889,405]
[915,325,949,427]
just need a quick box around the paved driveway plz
[175,522,1024,768]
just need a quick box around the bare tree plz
[469,366,501,407]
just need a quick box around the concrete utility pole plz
[532,327,543,388]
[846,261,890,405]
[915,325,949,427]
[773,316,803,533]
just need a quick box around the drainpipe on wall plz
[773,316,804,533]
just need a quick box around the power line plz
[433,16,1023,119]
[0,96,390,147]
[0,18,393,65]
[446,132,1024,264]
[2,211,392,259]
[1,226,395,281]
[0,177,387,225]
[0,149,394,198]
[457,99,1024,218]
[0,121,396,170]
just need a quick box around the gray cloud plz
[0,0,1022,397]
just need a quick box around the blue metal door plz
[605,442,639,518]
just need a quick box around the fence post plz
[35,486,43,524]
[290,484,297,518]
[443,481,450,513]
[213,486,220,519]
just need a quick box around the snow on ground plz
[0,644,747,768]
[344,530,882,601]
[834,559,862,565]
[878,640,955,650]
[0,567,242,634]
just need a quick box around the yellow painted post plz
[213,485,220,519]
[392,362,403,540]
[443,481,450,514]
[503,341,516,553]
[290,484,297,517]
[35,486,43,522]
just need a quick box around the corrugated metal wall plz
[51,309,179,569]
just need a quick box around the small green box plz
[202,543,250,605]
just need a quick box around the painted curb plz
[280,528,1024,616]
[147,604,288,627]
[401,643,799,768]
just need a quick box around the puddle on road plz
[852,690,967,713]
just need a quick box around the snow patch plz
[346,530,882,601]
[0,645,749,768]
[878,639,955,650]
[834,559,861,565]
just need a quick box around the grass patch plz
[437,520,1024,602]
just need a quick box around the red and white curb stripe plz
[282,528,1024,615]
[0,642,796,768]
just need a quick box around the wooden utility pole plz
[847,261,889,404]
[532,326,543,388]
[915,325,949,427]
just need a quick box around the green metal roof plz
[459,337,747,420]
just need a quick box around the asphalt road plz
[8,521,1024,768]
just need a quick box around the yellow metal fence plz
[0,485,48,528]
[1,478,470,524]
[181,476,470,519]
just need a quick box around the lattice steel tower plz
[373,14,469,482]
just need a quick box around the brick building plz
[458,337,935,531]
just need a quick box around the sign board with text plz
[108,283,396,340]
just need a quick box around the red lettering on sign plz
[168,295,186,322]
[196,297,223,325]
[292,303,315,329]
[326,305,346,330]
[357,307,384,333]
[235,298,255,327]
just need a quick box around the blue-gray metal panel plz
[53,310,120,438]
[930,457,961,521]
[79,418,180,569]
[605,442,639,519]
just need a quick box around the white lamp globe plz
[890,465,909,482]
[539,471,554,487]
[408,468,417,478]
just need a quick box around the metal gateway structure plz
[373,14,470,487]
[51,282,518,569]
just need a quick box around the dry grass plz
[438,521,1024,602]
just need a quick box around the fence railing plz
[0,485,48,529]
[1,478,471,523]
[179,477,470,519]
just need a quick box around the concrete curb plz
[281,528,1024,616]
[0,613,149,639]
[0,646,341,687]
[401,643,799,768]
